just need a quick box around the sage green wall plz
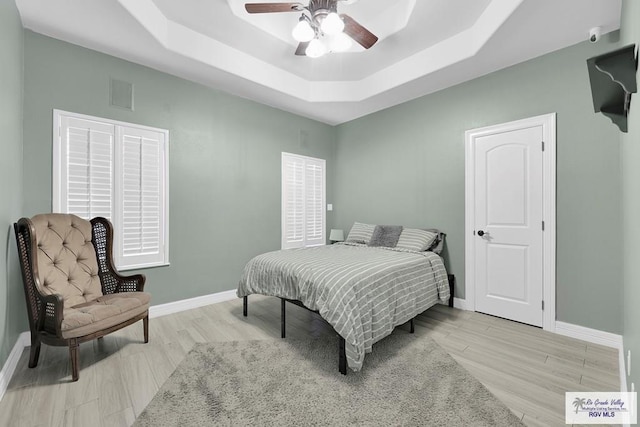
[334,39,623,333]
[0,0,26,368]
[22,31,336,306]
[621,0,640,391]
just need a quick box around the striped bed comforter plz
[236,242,449,371]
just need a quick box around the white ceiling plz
[15,0,622,125]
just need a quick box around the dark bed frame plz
[242,274,455,375]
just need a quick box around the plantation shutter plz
[281,152,325,249]
[282,154,305,248]
[56,116,114,220]
[53,110,169,271]
[304,158,325,247]
[115,126,167,268]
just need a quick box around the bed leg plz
[243,296,248,317]
[410,318,415,334]
[281,298,286,338]
[447,274,455,308]
[338,336,347,375]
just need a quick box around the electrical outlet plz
[628,350,632,377]
[632,382,635,393]
[327,204,333,211]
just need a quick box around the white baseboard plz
[554,321,622,350]
[453,297,471,311]
[149,289,238,318]
[620,347,628,394]
[0,332,30,403]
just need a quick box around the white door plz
[468,121,546,327]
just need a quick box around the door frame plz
[464,113,556,331]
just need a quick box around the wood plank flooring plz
[0,295,620,426]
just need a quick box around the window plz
[53,110,169,270]
[281,152,326,249]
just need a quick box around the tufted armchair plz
[14,213,150,382]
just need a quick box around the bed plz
[237,224,451,374]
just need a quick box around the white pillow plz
[396,228,438,252]
[345,222,375,244]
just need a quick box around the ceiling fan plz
[244,0,378,58]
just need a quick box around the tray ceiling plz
[16,0,622,125]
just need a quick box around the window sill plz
[118,261,170,271]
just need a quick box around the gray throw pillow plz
[368,225,403,248]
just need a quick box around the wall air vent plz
[109,78,134,111]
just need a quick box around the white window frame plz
[281,152,326,249]
[53,109,169,270]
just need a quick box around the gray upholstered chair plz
[14,213,150,381]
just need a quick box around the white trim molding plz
[0,332,30,403]
[464,113,557,331]
[149,289,238,319]
[453,297,472,311]
[555,321,623,350]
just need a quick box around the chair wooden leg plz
[28,334,41,368]
[69,338,79,382]
[143,315,149,343]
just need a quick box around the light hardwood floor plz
[0,295,620,426]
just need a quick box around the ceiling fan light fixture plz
[305,38,327,58]
[329,32,352,52]
[320,12,344,35]
[243,1,377,57]
[292,17,314,42]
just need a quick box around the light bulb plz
[305,38,327,58]
[329,32,352,52]
[292,19,314,42]
[321,12,344,35]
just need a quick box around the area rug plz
[134,333,524,426]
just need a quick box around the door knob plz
[477,230,485,236]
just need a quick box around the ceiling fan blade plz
[295,42,309,56]
[245,3,303,13]
[340,14,378,49]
